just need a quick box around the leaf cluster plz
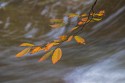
[16,1,105,64]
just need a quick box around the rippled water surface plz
[0,0,125,83]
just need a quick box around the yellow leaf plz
[99,10,105,14]
[52,42,60,45]
[20,43,34,46]
[53,40,62,43]
[50,19,63,23]
[50,24,61,28]
[50,23,65,28]
[91,10,105,16]
[93,18,102,21]
[74,36,86,44]
[70,27,78,32]
[16,48,31,57]
[38,50,53,62]
[87,20,95,22]
[68,13,79,18]
[67,36,73,42]
[31,47,42,54]
[94,13,104,16]
[52,48,62,64]
[81,14,87,17]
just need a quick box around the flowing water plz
[0,0,125,83]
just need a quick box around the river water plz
[0,0,125,83]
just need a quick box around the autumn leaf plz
[67,35,73,42]
[20,43,34,46]
[68,13,79,18]
[93,18,102,21]
[38,50,53,62]
[31,47,42,54]
[94,13,104,16]
[99,10,105,14]
[52,42,60,45]
[70,27,78,32]
[53,40,62,43]
[74,36,86,44]
[50,24,61,28]
[78,21,84,25]
[16,48,31,57]
[50,23,65,28]
[93,10,105,17]
[50,19,63,23]
[81,17,88,22]
[87,20,95,22]
[52,48,62,64]
[59,35,67,41]
[81,13,87,17]
[44,43,54,51]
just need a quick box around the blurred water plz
[0,0,125,83]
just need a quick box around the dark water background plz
[0,0,125,83]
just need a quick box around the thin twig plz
[73,0,98,35]
[33,0,98,49]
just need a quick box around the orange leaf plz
[44,42,59,51]
[20,43,34,46]
[44,43,54,51]
[81,17,88,22]
[59,35,67,41]
[67,36,73,42]
[38,50,53,62]
[74,36,86,44]
[52,48,62,64]
[31,47,42,54]
[16,48,31,57]
[78,21,84,25]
